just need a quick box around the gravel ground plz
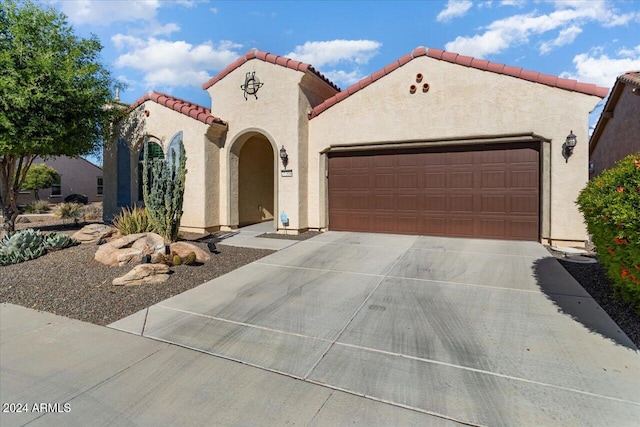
[3,216,638,347]
[555,256,639,347]
[2,218,274,326]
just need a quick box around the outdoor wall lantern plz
[279,146,289,168]
[563,130,577,161]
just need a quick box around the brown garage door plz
[328,143,539,240]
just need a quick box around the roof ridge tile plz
[127,90,226,126]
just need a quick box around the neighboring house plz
[105,47,608,246]
[18,156,103,205]
[589,71,640,177]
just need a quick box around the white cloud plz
[560,45,640,87]
[322,70,365,87]
[113,37,242,88]
[210,7,218,13]
[436,0,473,23]
[445,1,639,57]
[53,0,161,25]
[539,25,582,54]
[286,40,381,68]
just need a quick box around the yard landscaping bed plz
[1,218,274,325]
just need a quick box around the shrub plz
[53,202,84,224]
[577,153,640,312]
[113,206,152,235]
[64,193,88,205]
[22,164,60,200]
[23,200,50,214]
[83,204,102,221]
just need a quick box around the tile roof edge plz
[127,91,226,126]
[201,49,340,92]
[309,46,610,119]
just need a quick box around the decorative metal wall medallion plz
[241,71,263,100]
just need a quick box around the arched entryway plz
[229,131,276,227]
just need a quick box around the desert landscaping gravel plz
[2,216,638,347]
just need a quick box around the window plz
[97,177,103,195]
[51,175,61,196]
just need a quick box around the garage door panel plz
[328,144,539,240]
[424,172,446,188]
[482,171,507,188]
[449,218,474,236]
[450,171,474,189]
[349,195,369,210]
[422,194,446,212]
[375,174,395,189]
[350,174,370,189]
[450,195,474,212]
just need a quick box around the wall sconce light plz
[563,130,577,161]
[279,146,289,168]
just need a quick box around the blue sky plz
[50,0,640,109]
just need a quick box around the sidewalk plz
[0,303,449,426]
[214,221,299,251]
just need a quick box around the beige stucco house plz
[589,71,640,177]
[105,47,608,246]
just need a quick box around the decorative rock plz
[116,249,143,266]
[170,242,210,263]
[112,264,170,286]
[95,233,167,267]
[72,224,117,244]
[132,232,166,256]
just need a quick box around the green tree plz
[22,164,60,200]
[0,1,122,236]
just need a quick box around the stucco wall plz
[18,156,103,205]
[308,56,601,243]
[104,102,219,232]
[207,60,317,230]
[591,85,640,176]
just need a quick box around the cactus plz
[0,229,46,266]
[172,254,182,266]
[43,232,79,251]
[142,133,187,243]
[183,251,196,265]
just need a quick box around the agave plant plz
[43,232,79,251]
[0,229,46,266]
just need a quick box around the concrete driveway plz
[111,232,640,426]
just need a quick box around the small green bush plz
[113,206,152,235]
[53,203,84,224]
[577,152,640,312]
[23,200,50,214]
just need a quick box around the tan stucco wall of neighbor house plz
[17,156,103,205]
[103,103,220,233]
[591,85,640,176]
[308,56,602,244]
[207,60,331,231]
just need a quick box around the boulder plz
[72,224,117,244]
[112,264,170,286]
[95,233,166,267]
[169,242,210,263]
[132,232,165,255]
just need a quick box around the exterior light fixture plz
[279,146,289,168]
[563,130,577,161]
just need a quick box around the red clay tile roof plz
[128,91,227,126]
[201,49,340,92]
[309,46,610,119]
